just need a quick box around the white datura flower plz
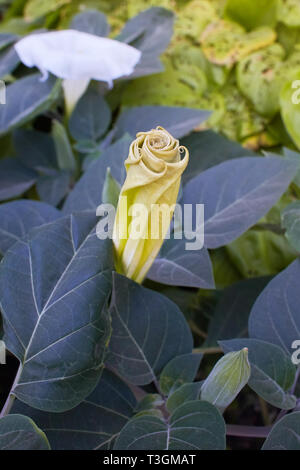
[14,29,142,114]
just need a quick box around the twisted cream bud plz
[113,127,189,283]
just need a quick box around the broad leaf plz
[69,88,111,142]
[114,400,226,450]
[70,9,110,37]
[118,7,174,78]
[262,412,300,450]
[13,369,136,450]
[166,382,203,414]
[0,74,61,136]
[0,212,113,412]
[0,200,61,255]
[249,259,300,355]
[106,273,193,385]
[36,170,71,207]
[182,156,299,249]
[159,353,202,395]
[147,238,215,289]
[0,157,37,201]
[63,136,131,214]
[114,106,210,140]
[181,130,255,185]
[0,414,50,450]
[221,339,297,409]
[13,128,57,172]
[205,277,270,347]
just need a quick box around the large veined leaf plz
[181,130,255,185]
[249,259,300,356]
[147,238,215,289]
[166,382,203,414]
[0,212,113,412]
[36,170,71,207]
[0,414,50,450]
[13,128,57,172]
[0,74,61,136]
[69,88,111,142]
[12,369,136,450]
[114,400,226,450]
[262,412,300,450]
[114,106,210,140]
[221,339,297,410]
[159,353,202,395]
[205,277,270,347]
[117,7,174,78]
[70,9,110,37]
[0,158,37,201]
[106,273,193,385]
[182,156,299,249]
[63,136,131,214]
[0,200,61,256]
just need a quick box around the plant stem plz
[226,424,271,438]
[189,320,207,339]
[0,363,22,418]
[193,346,222,355]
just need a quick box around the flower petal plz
[14,30,142,84]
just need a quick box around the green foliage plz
[0,1,299,452]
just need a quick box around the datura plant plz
[0,1,300,453]
[113,127,189,283]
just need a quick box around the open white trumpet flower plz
[14,30,142,115]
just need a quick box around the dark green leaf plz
[182,156,299,249]
[159,353,202,395]
[114,400,226,450]
[118,7,174,78]
[0,157,37,201]
[147,238,215,289]
[0,200,61,255]
[70,9,110,37]
[249,259,300,356]
[166,382,203,414]
[205,277,270,347]
[0,212,112,412]
[63,136,131,214]
[114,106,210,140]
[12,369,136,450]
[69,88,111,142]
[181,130,255,185]
[106,273,193,385]
[262,412,300,450]
[0,414,50,450]
[0,74,61,136]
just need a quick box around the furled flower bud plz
[200,348,251,413]
[113,127,189,283]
